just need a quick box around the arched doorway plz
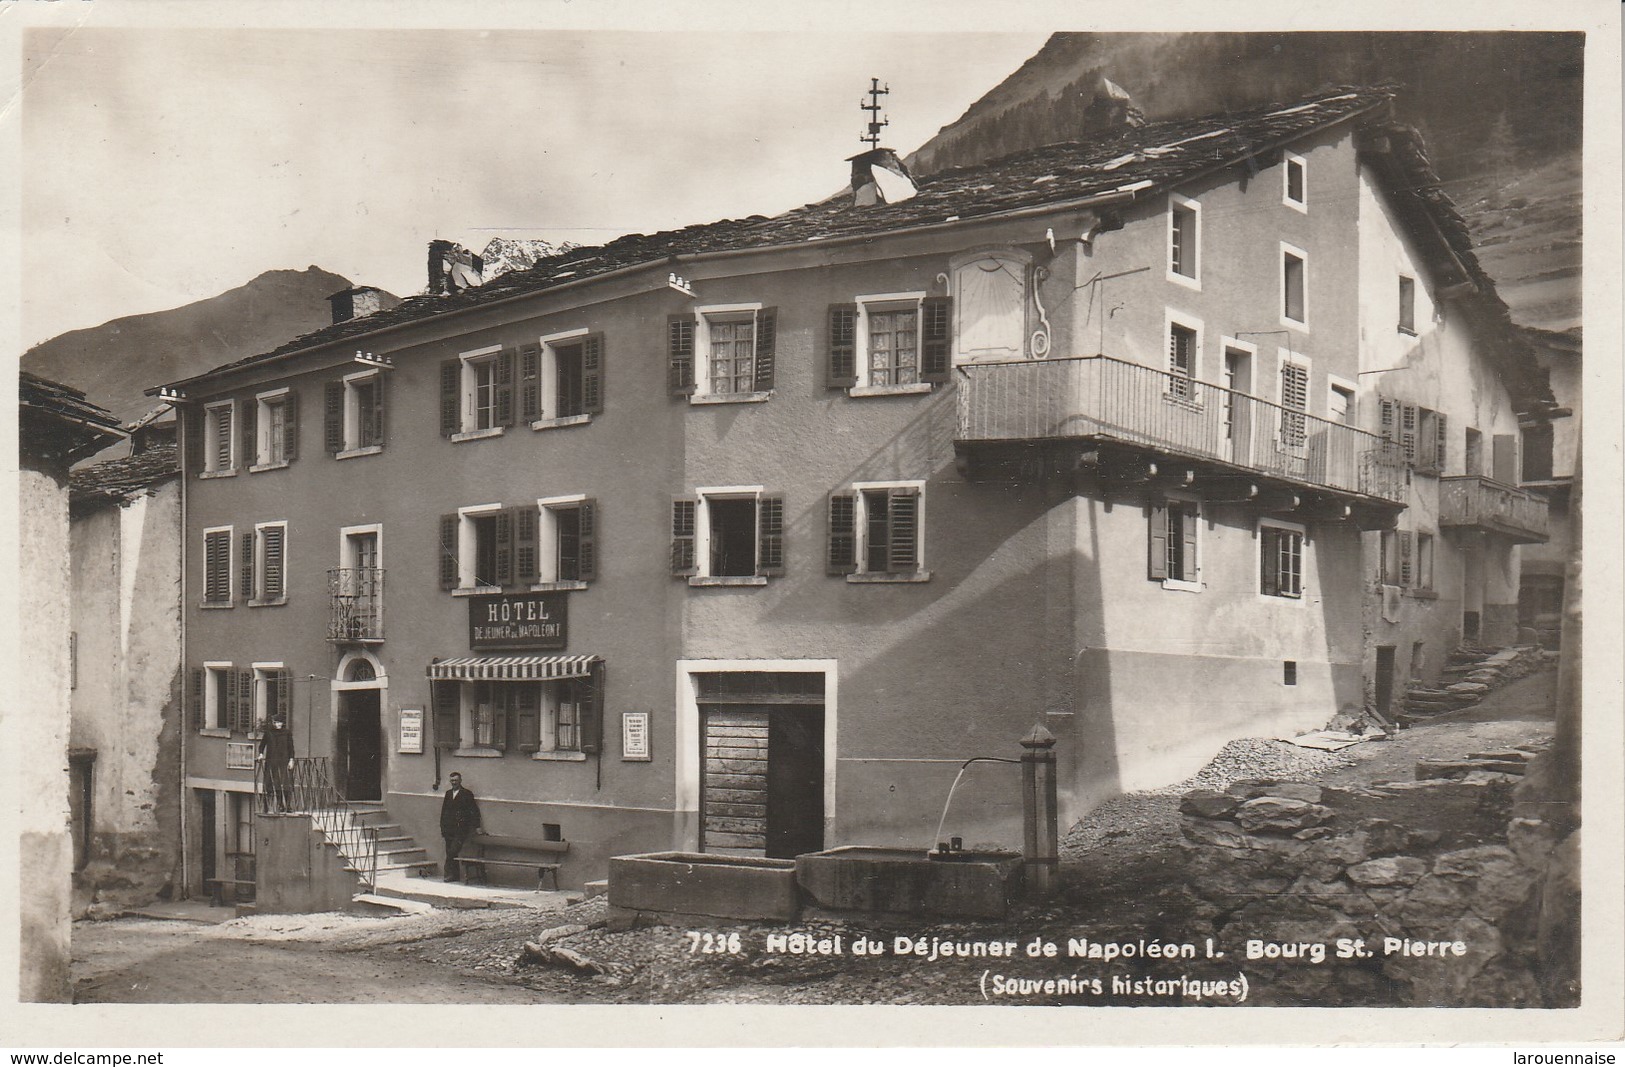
[333,653,386,802]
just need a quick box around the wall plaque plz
[621,711,651,761]
[226,742,256,770]
[399,708,424,754]
[468,591,568,651]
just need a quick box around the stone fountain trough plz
[794,846,1024,920]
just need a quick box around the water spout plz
[930,756,1021,857]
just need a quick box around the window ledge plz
[846,571,932,584]
[530,414,593,432]
[452,747,504,758]
[688,575,769,587]
[1260,592,1306,603]
[452,585,503,597]
[1160,578,1203,593]
[1281,318,1310,334]
[452,427,505,443]
[248,597,289,608]
[530,750,588,762]
[199,469,238,480]
[200,601,234,610]
[1406,588,1440,601]
[1167,271,1201,291]
[1398,326,1418,337]
[690,392,772,406]
[530,580,589,593]
[248,461,291,473]
[336,445,384,460]
[848,383,934,398]
[199,728,232,739]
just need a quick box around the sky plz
[17,21,1049,349]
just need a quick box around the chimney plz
[326,286,385,325]
[848,147,918,208]
[428,239,484,295]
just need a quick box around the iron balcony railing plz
[260,756,379,893]
[1439,475,1549,543]
[956,355,1408,502]
[328,567,385,642]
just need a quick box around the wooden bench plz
[462,834,569,890]
[206,877,256,907]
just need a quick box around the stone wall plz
[1179,748,1573,1006]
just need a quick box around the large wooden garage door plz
[700,709,770,855]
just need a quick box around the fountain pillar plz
[1020,723,1059,898]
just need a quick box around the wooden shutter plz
[185,407,205,476]
[241,397,258,466]
[229,668,249,733]
[668,316,696,396]
[284,390,300,462]
[495,349,516,427]
[888,488,920,571]
[491,697,509,751]
[263,526,285,599]
[216,405,234,470]
[517,685,541,753]
[190,667,205,731]
[275,668,292,725]
[1180,505,1199,581]
[827,304,858,388]
[324,380,345,453]
[577,499,599,581]
[1400,403,1419,465]
[1378,397,1398,443]
[758,493,785,577]
[514,506,539,585]
[1399,530,1415,587]
[518,342,542,421]
[1492,434,1518,484]
[827,491,858,574]
[1433,413,1448,474]
[240,531,256,603]
[1260,528,1281,596]
[432,680,461,748]
[1148,502,1169,580]
[579,662,604,756]
[581,334,605,415]
[671,497,698,576]
[369,374,387,447]
[921,296,953,384]
[753,309,777,392]
[439,359,461,436]
[439,513,460,589]
[204,531,226,602]
[494,508,515,587]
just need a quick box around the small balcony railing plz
[328,567,384,642]
[1439,476,1549,543]
[956,355,1408,502]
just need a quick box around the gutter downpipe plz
[176,417,189,899]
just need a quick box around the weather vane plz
[860,78,890,149]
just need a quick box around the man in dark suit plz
[439,772,481,882]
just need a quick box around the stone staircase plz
[1398,644,1555,723]
[309,804,438,885]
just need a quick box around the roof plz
[69,444,180,509]
[20,371,126,466]
[165,86,1399,391]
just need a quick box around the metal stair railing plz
[270,757,380,893]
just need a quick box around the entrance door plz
[1375,646,1397,718]
[700,704,824,859]
[199,789,217,894]
[337,690,382,801]
[1223,348,1253,466]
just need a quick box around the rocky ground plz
[72,669,1557,1006]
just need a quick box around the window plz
[1378,399,1447,472]
[440,504,504,591]
[1260,522,1304,599]
[1166,318,1200,401]
[1283,151,1307,210]
[670,306,777,399]
[335,525,383,640]
[1281,244,1307,327]
[827,483,926,580]
[1329,380,1356,424]
[1521,422,1555,482]
[671,488,784,583]
[1279,359,1310,447]
[252,665,291,729]
[532,497,599,585]
[1465,427,1484,476]
[827,297,952,390]
[1168,194,1200,286]
[441,346,514,437]
[1398,275,1417,334]
[1381,529,1430,589]
[243,522,288,604]
[203,527,233,605]
[1416,533,1435,591]
[192,662,252,734]
[251,389,298,468]
[203,401,236,474]
[325,371,386,455]
[1283,661,1298,686]
[1148,497,1199,589]
[441,666,602,758]
[521,332,605,425]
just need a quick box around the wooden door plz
[701,705,825,858]
[1375,646,1396,717]
[340,690,382,801]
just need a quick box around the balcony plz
[328,567,385,642]
[955,355,1407,517]
[1439,476,1549,543]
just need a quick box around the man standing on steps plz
[440,772,481,882]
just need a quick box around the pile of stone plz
[1399,645,1548,723]
[1178,757,1558,1006]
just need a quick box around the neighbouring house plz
[152,86,1552,898]
[68,416,184,915]
[1515,326,1580,648]
[18,372,124,1001]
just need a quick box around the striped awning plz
[427,655,598,682]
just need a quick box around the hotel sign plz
[468,592,568,651]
